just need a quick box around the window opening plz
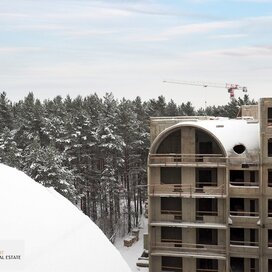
[161,198,181,217]
[268,170,272,187]
[161,256,182,272]
[197,229,217,245]
[157,130,181,154]
[230,257,244,272]
[268,107,272,125]
[161,227,182,244]
[196,199,218,220]
[268,199,272,217]
[160,167,181,184]
[268,139,272,157]
[269,230,272,247]
[233,144,246,154]
[230,170,244,186]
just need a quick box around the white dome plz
[180,118,260,155]
[151,118,259,156]
[0,164,131,272]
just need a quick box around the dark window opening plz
[195,129,222,155]
[161,198,181,216]
[269,259,272,272]
[161,256,182,272]
[250,199,257,216]
[230,198,244,216]
[250,258,258,272]
[161,227,182,244]
[268,139,272,157]
[230,228,244,245]
[157,130,181,154]
[230,198,258,216]
[268,170,272,187]
[250,171,256,183]
[199,141,213,154]
[250,229,257,244]
[268,107,272,125]
[230,170,244,186]
[197,229,217,245]
[160,167,181,184]
[196,259,218,271]
[230,257,244,272]
[233,144,246,154]
[196,168,217,188]
[268,200,272,217]
[230,228,258,246]
[196,199,218,220]
[268,230,272,247]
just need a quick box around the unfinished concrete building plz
[147,98,272,272]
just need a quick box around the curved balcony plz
[149,184,226,198]
[150,210,226,225]
[151,242,226,260]
[149,154,227,167]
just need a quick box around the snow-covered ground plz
[115,216,149,272]
[0,164,131,272]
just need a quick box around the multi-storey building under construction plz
[147,98,272,272]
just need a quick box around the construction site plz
[147,97,272,271]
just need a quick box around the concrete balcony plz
[148,154,227,168]
[228,156,259,167]
[230,241,259,257]
[229,212,260,227]
[159,210,183,222]
[149,184,226,198]
[150,242,226,260]
[150,212,226,225]
[150,221,227,230]
[229,184,260,197]
[195,211,226,224]
[264,246,272,255]
[265,215,272,227]
[264,186,272,196]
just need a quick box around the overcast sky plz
[1,0,272,108]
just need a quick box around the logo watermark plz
[0,240,24,270]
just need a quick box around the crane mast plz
[163,80,247,100]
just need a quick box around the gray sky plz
[1,0,272,108]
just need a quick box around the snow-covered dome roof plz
[183,118,260,155]
[0,164,131,272]
[150,118,259,156]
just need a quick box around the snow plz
[185,118,260,154]
[151,118,260,156]
[115,216,148,272]
[0,164,131,272]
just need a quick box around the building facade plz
[147,98,272,272]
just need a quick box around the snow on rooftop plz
[178,118,260,154]
[0,164,131,272]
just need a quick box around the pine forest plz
[0,91,256,240]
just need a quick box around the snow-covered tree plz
[0,92,13,132]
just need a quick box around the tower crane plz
[163,80,248,100]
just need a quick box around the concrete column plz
[150,256,161,272]
[244,258,250,272]
[218,260,227,271]
[218,229,226,246]
[245,199,250,214]
[181,127,195,154]
[182,257,196,272]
